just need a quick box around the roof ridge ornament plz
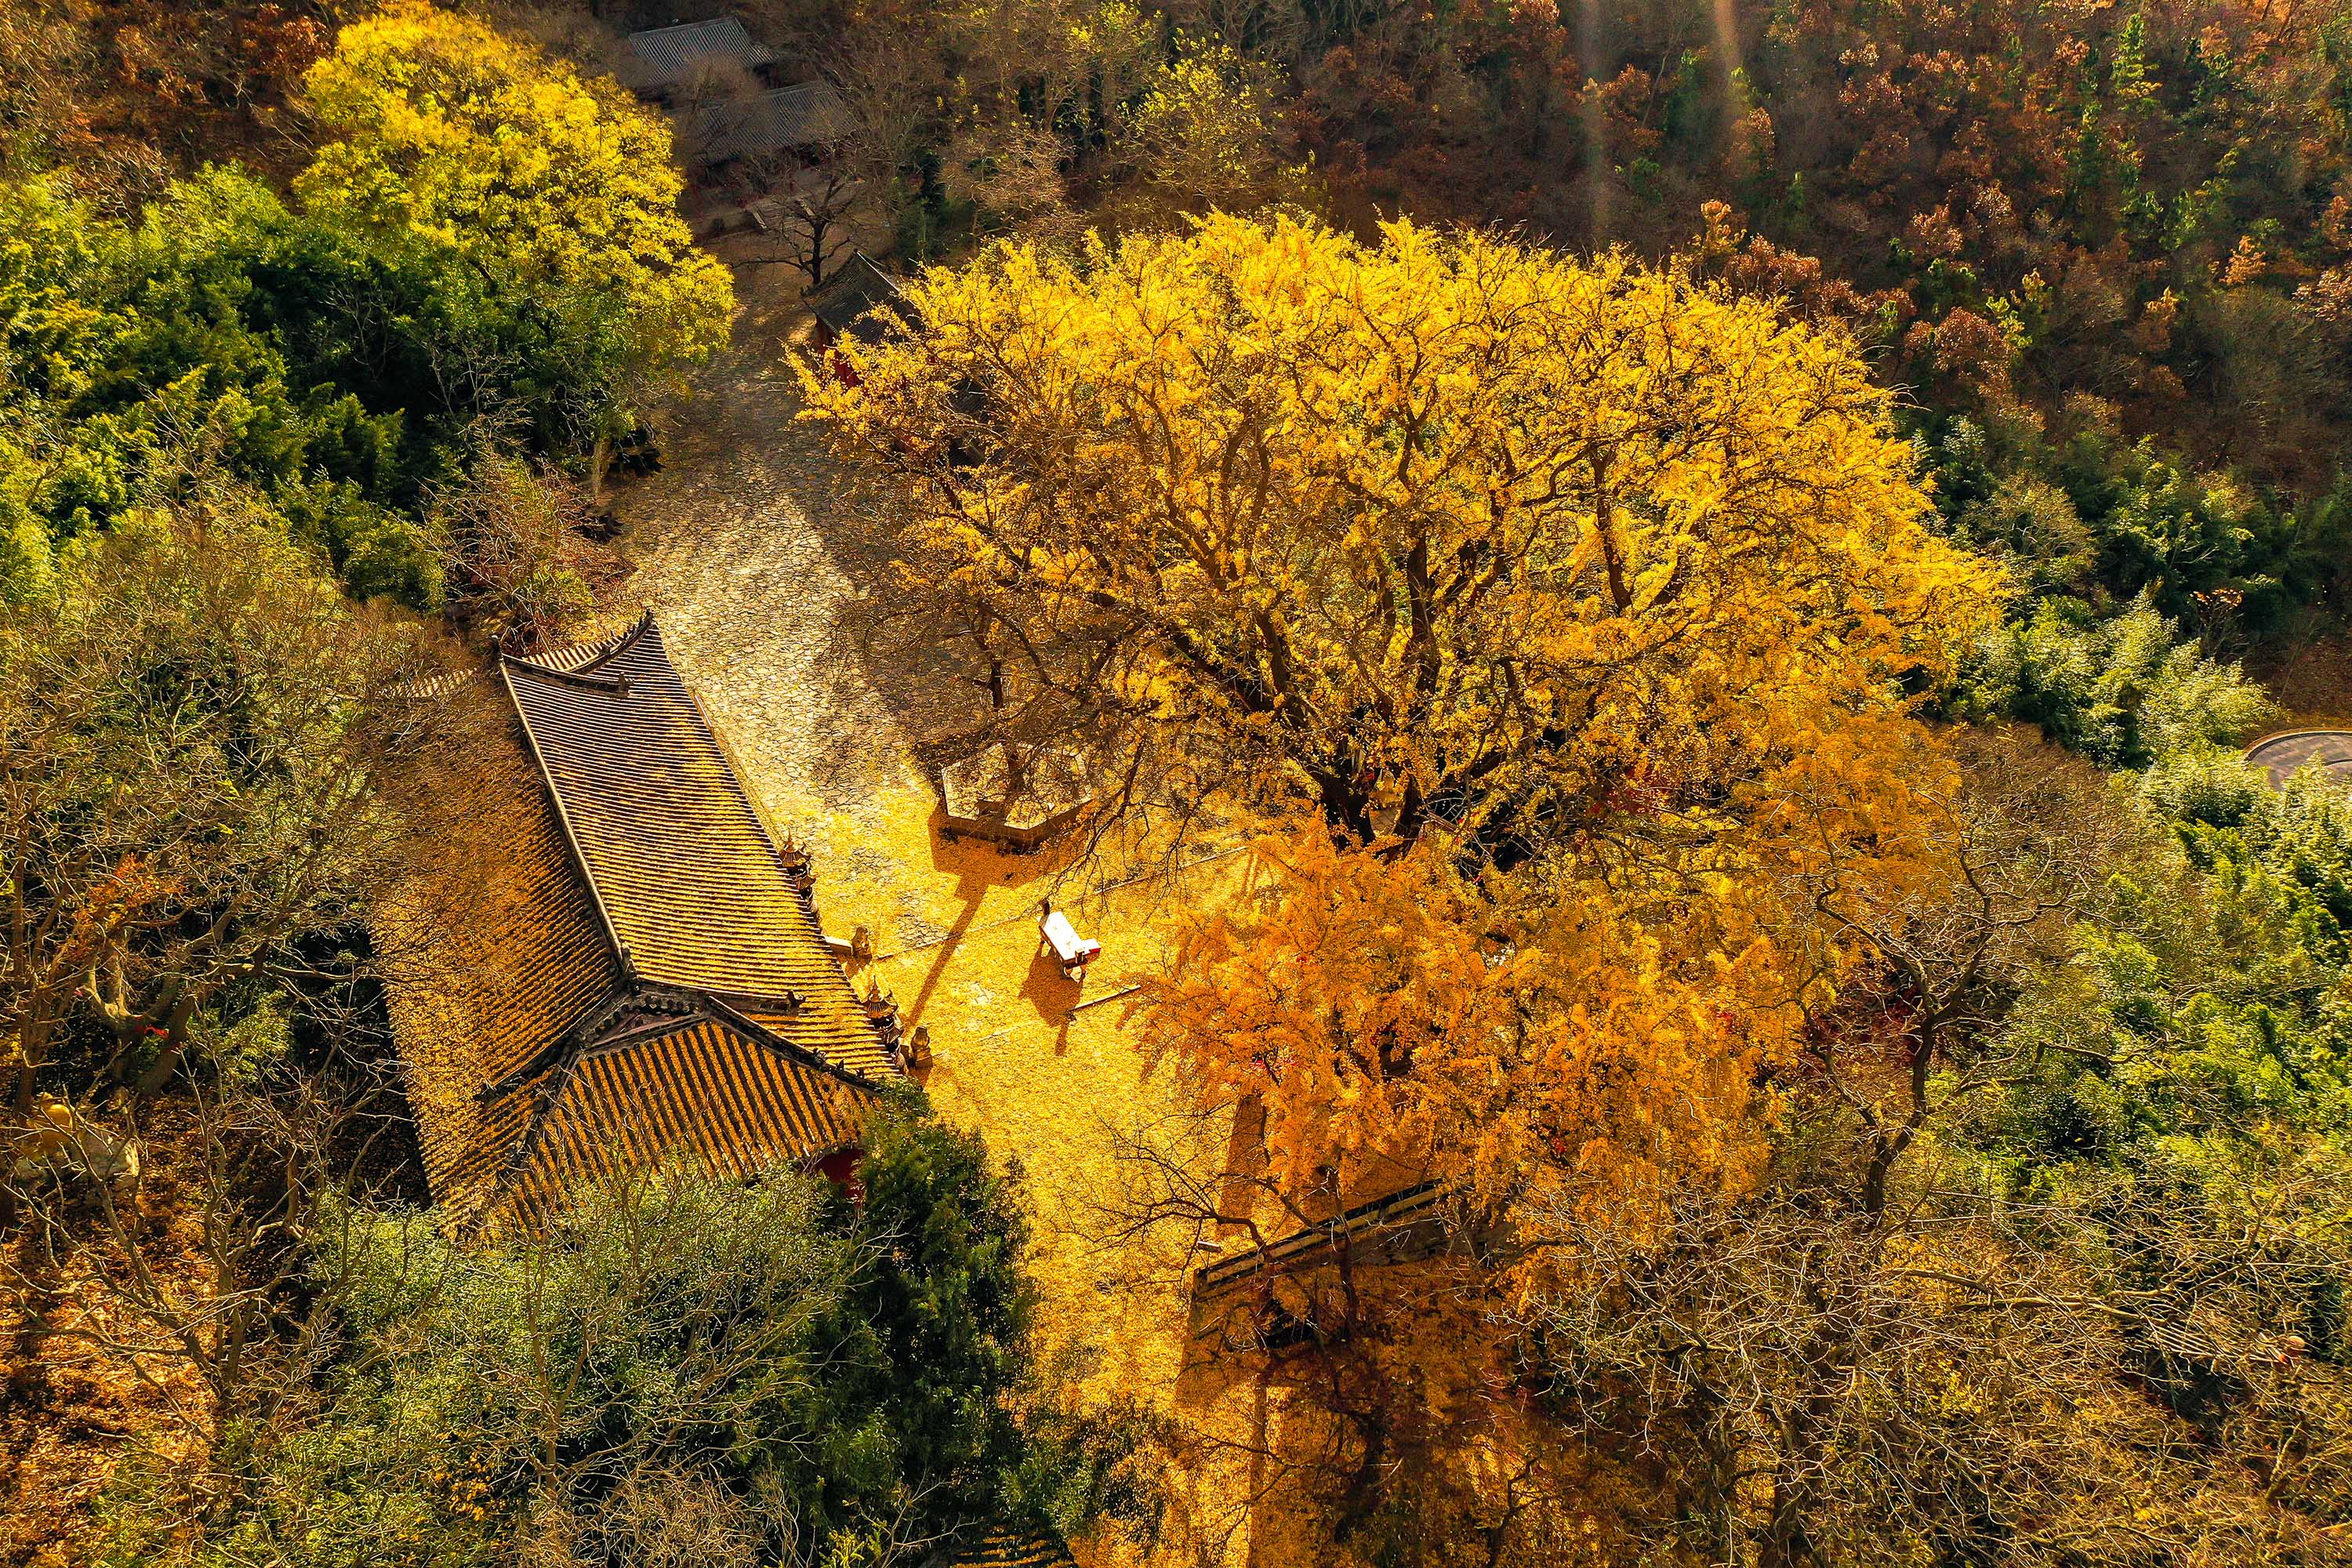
[500,656,632,695]
[860,978,905,1058]
[506,610,658,685]
[778,833,817,901]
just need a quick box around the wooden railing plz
[1192,1180,1450,1298]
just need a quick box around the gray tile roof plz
[625,17,778,91]
[380,614,899,1232]
[689,81,851,163]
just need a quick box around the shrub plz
[85,1102,1152,1567]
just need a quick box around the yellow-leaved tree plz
[297,0,731,452]
[804,212,2003,1555]
[1133,705,1962,1224]
[802,213,1993,851]
[805,211,1998,1190]
[804,214,1997,1196]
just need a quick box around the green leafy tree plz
[83,1103,1149,1567]
[0,2,737,613]
[295,0,734,460]
[1955,594,2278,768]
[1526,734,2352,1565]
[0,170,443,603]
[0,498,426,1126]
[817,1095,1038,1548]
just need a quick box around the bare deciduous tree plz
[1514,731,2352,1564]
[4,1030,423,1490]
[0,497,432,1125]
[431,454,617,652]
[765,159,862,291]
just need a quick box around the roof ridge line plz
[699,991,898,1091]
[565,610,658,675]
[470,989,886,1227]
[466,984,710,1228]
[574,1010,707,1064]
[508,610,656,680]
[470,986,704,1228]
[500,657,629,694]
[482,979,898,1105]
[473,979,718,1105]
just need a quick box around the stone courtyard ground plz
[604,268,1279,1563]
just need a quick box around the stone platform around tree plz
[938,743,1092,850]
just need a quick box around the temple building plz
[685,79,851,176]
[376,614,902,1229]
[620,16,781,103]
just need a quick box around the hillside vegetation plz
[5,0,2352,1564]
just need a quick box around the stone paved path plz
[2246,729,2352,789]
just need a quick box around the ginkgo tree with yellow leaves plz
[807,220,1999,1219]
[802,213,1995,856]
[297,0,732,459]
[807,215,2011,1555]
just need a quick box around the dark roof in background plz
[688,81,851,163]
[814,251,912,339]
[625,16,778,89]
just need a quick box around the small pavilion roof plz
[688,81,850,163]
[813,251,915,341]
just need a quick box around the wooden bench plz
[1038,904,1101,981]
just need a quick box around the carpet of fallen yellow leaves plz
[613,289,1289,1562]
[815,782,1213,1345]
[828,792,1270,1562]
[702,772,1283,1567]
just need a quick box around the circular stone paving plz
[2245,730,2352,787]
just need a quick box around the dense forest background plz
[17,0,2352,648]
[9,0,2352,1562]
